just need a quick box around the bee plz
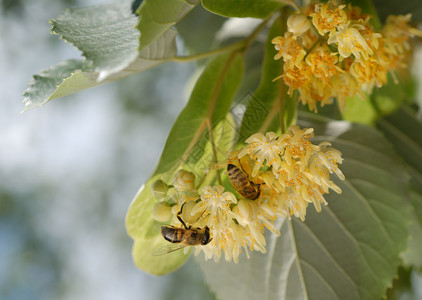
[152,203,212,256]
[227,163,260,200]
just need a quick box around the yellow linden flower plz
[282,64,311,95]
[328,22,373,60]
[357,18,383,52]
[232,200,268,251]
[305,46,344,84]
[195,220,245,263]
[158,127,345,263]
[278,125,317,167]
[383,14,422,54]
[275,128,344,220]
[271,2,420,113]
[238,132,282,177]
[345,3,363,21]
[173,169,195,192]
[287,13,311,36]
[315,142,345,181]
[298,83,332,112]
[375,40,406,74]
[191,186,280,263]
[271,33,307,67]
[237,127,344,221]
[349,58,387,90]
[191,185,237,218]
[310,1,348,36]
[330,73,365,111]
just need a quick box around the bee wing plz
[153,223,164,233]
[151,243,189,256]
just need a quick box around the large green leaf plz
[22,29,178,112]
[238,16,295,141]
[199,113,410,299]
[377,106,422,268]
[342,74,415,125]
[136,0,199,50]
[153,52,244,176]
[176,4,226,54]
[372,0,422,22]
[349,0,381,28]
[201,0,283,18]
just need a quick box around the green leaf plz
[176,4,226,54]
[402,191,422,268]
[136,0,199,50]
[342,74,415,125]
[23,27,178,111]
[22,59,93,111]
[201,0,283,18]
[377,106,422,268]
[372,0,422,23]
[199,113,410,299]
[238,16,295,140]
[153,52,244,176]
[349,0,381,28]
[341,95,377,125]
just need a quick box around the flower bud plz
[152,202,172,222]
[232,199,256,226]
[173,170,195,191]
[287,13,311,36]
[171,204,181,216]
[181,200,203,225]
[151,179,169,201]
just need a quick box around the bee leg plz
[191,206,208,225]
[177,202,189,229]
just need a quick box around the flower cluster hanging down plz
[152,126,345,263]
[272,1,422,112]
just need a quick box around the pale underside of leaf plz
[198,114,409,300]
[51,0,139,81]
[22,30,178,112]
[22,0,194,112]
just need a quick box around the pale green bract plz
[126,52,244,275]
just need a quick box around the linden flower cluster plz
[152,125,345,263]
[272,1,422,111]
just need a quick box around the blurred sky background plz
[0,0,215,299]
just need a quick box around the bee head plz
[202,226,212,245]
[227,164,236,171]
